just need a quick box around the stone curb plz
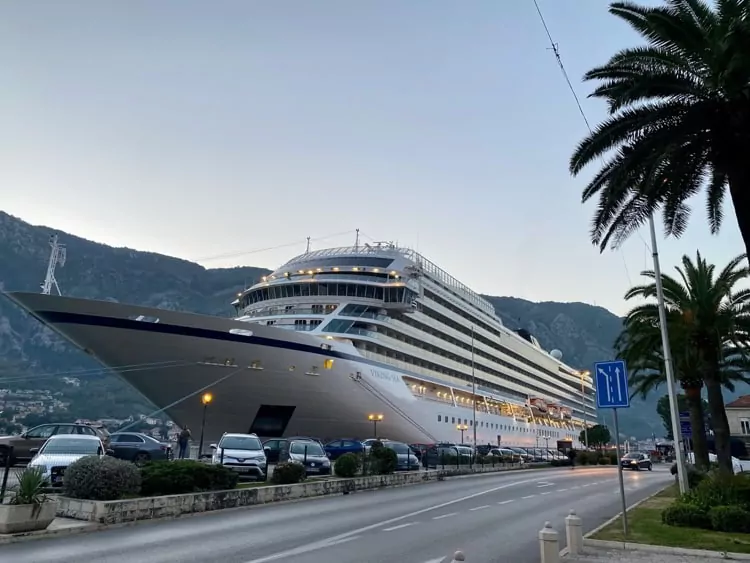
[582,538,750,560]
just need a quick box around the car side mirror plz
[106,449,115,456]
[29,447,39,455]
[209,444,217,450]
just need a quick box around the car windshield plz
[219,436,262,450]
[623,453,641,460]
[290,442,324,456]
[456,447,472,454]
[41,438,101,455]
[511,448,527,454]
[385,442,410,454]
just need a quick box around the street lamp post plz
[198,392,213,458]
[471,326,477,448]
[457,424,468,443]
[580,370,590,448]
[368,413,383,438]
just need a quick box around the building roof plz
[726,395,750,408]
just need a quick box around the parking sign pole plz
[613,408,628,537]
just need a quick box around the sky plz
[0,0,744,316]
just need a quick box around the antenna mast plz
[355,228,360,250]
[41,234,66,296]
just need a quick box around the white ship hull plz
[7,292,582,449]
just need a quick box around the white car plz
[28,434,108,486]
[211,433,268,481]
[686,452,750,474]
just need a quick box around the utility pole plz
[649,215,688,494]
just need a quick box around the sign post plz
[594,360,631,538]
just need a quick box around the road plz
[1,465,672,563]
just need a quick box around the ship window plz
[310,284,319,296]
[438,415,442,422]
[375,287,384,300]
[293,285,301,297]
[301,284,310,296]
[365,285,375,298]
[452,417,455,424]
[356,285,367,298]
[319,283,328,296]
[347,284,356,297]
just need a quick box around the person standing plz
[178,426,192,459]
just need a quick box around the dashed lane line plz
[383,522,418,532]
[469,505,491,511]
[432,512,458,520]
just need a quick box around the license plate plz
[307,467,319,473]
[52,476,62,483]
[230,466,250,473]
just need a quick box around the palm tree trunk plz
[728,166,750,258]
[684,386,709,471]
[705,377,733,473]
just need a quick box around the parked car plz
[263,436,324,463]
[489,448,523,463]
[621,452,653,471]
[278,439,331,476]
[408,443,433,461]
[0,423,111,466]
[28,434,111,487]
[109,432,172,466]
[211,433,268,481]
[381,441,420,471]
[508,447,534,463]
[422,445,466,468]
[324,439,365,460]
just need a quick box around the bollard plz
[539,522,560,563]
[451,551,465,562]
[565,509,583,555]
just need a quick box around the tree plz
[616,251,750,473]
[656,394,709,440]
[569,0,750,257]
[617,298,712,469]
[581,424,611,448]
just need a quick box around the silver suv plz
[210,433,268,481]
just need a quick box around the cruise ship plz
[7,242,595,449]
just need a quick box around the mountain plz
[0,210,668,437]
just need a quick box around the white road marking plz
[383,522,417,532]
[522,495,536,499]
[432,512,458,520]
[556,488,568,492]
[498,499,514,505]
[422,559,449,563]
[243,476,544,563]
[541,492,551,496]
[241,536,361,563]
[536,482,554,488]
[470,505,490,511]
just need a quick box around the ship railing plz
[279,246,496,317]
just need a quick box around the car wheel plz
[648,463,653,471]
[134,452,150,467]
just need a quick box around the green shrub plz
[369,445,398,475]
[140,460,238,496]
[550,459,560,467]
[578,452,590,465]
[683,473,750,512]
[334,453,360,478]
[272,462,306,484]
[709,505,750,533]
[64,456,142,501]
[661,502,712,529]
[11,467,47,506]
[598,456,609,465]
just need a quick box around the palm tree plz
[569,0,750,255]
[617,308,711,470]
[617,251,750,472]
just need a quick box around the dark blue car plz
[324,439,365,460]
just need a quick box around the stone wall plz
[56,464,533,524]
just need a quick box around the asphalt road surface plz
[1,465,673,563]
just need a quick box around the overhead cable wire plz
[531,0,637,286]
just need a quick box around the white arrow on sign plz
[597,367,612,403]
[614,366,623,403]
